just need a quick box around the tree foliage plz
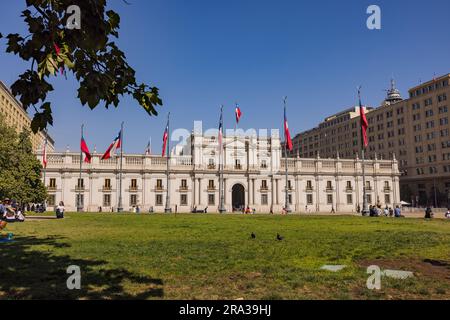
[0,118,47,204]
[2,0,162,133]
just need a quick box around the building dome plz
[384,78,403,105]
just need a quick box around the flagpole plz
[77,124,84,212]
[42,130,48,211]
[358,87,369,216]
[283,96,291,213]
[165,113,172,213]
[219,105,226,213]
[117,122,124,212]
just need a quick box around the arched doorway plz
[232,184,245,211]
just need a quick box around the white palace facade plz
[39,129,401,213]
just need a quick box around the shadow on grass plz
[0,235,163,300]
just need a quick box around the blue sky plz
[1,0,449,153]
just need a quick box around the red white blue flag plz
[284,107,293,151]
[80,135,91,163]
[218,106,223,149]
[235,104,242,124]
[162,121,169,157]
[42,137,48,168]
[358,89,369,148]
[101,130,122,160]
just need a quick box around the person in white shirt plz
[56,201,65,218]
[445,208,450,219]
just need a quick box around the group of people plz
[0,198,25,223]
[368,205,403,218]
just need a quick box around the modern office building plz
[289,74,450,207]
[0,81,54,152]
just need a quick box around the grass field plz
[1,213,449,300]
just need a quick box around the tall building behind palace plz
[39,131,400,213]
[288,74,450,207]
[0,81,54,152]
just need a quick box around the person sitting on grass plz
[56,201,65,219]
[394,205,404,218]
[424,206,433,219]
[445,208,450,219]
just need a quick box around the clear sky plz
[1,0,449,154]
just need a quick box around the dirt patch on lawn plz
[354,257,450,299]
[359,258,450,282]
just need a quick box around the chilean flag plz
[101,130,122,160]
[359,91,369,148]
[284,107,293,151]
[162,122,169,157]
[81,135,92,163]
[42,137,48,168]
[218,106,223,150]
[235,104,242,124]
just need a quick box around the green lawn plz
[1,213,449,300]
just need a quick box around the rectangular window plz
[385,194,391,205]
[347,194,353,204]
[76,194,84,207]
[156,179,163,189]
[131,179,137,188]
[77,178,84,188]
[156,194,163,205]
[366,194,372,204]
[288,194,292,205]
[306,180,313,190]
[130,194,137,206]
[49,178,56,188]
[208,194,215,205]
[261,194,268,205]
[327,194,333,205]
[306,194,313,205]
[261,180,268,189]
[47,194,56,206]
[326,181,332,190]
[180,194,188,205]
[103,194,111,206]
[208,180,215,189]
[181,179,187,189]
[104,178,111,188]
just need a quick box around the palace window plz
[156,194,163,205]
[306,180,313,190]
[103,194,111,207]
[326,181,332,190]
[346,181,352,190]
[77,178,84,188]
[261,180,268,190]
[130,179,138,190]
[261,194,268,205]
[208,180,215,189]
[156,179,163,189]
[208,194,215,205]
[49,178,56,189]
[327,194,333,205]
[130,194,137,206]
[347,194,353,204]
[180,194,188,205]
[306,194,313,205]
[181,179,187,189]
[47,194,56,206]
[104,179,111,189]
[385,194,391,205]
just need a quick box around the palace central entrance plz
[232,184,245,211]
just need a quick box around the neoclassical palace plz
[39,130,401,213]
